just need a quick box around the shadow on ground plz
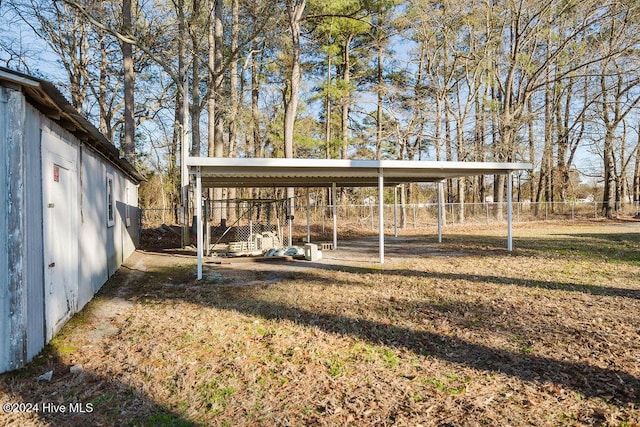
[0,350,197,426]
[129,253,640,409]
[203,289,639,406]
[4,224,639,425]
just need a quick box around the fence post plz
[393,186,398,237]
[413,203,416,229]
[571,201,574,221]
[486,202,489,224]
[545,202,548,220]
[370,203,374,230]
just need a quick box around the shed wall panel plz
[115,171,137,263]
[6,86,27,370]
[79,147,108,306]
[24,102,44,361]
[122,184,140,254]
[0,86,9,373]
[113,170,123,271]
[105,165,116,276]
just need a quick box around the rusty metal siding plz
[24,102,45,361]
[0,86,9,373]
[5,86,27,371]
[0,91,47,371]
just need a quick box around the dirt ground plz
[1,220,639,426]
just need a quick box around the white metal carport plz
[186,157,531,280]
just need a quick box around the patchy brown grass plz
[1,220,640,426]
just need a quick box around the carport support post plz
[378,171,385,264]
[437,180,444,243]
[507,171,513,252]
[332,182,338,249]
[196,169,203,280]
[205,199,210,256]
[306,188,311,243]
[393,185,398,238]
[287,194,293,247]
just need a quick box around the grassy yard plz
[1,220,639,426]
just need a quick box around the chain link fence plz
[141,200,639,250]
[143,201,639,228]
[205,199,288,248]
[299,200,639,228]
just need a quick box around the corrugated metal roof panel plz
[189,157,532,188]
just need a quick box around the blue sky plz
[0,2,618,184]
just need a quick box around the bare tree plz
[596,5,640,218]
[283,0,305,160]
[122,0,135,161]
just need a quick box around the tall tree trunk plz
[213,0,224,158]
[227,0,239,220]
[452,87,466,223]
[122,0,135,162]
[98,32,110,138]
[444,101,453,205]
[633,125,640,207]
[189,0,202,157]
[190,56,201,156]
[325,46,332,158]
[603,131,616,218]
[535,61,553,216]
[434,96,445,223]
[250,38,262,204]
[207,0,215,160]
[434,97,442,161]
[172,0,186,222]
[283,0,305,159]
[284,0,306,219]
[527,97,535,205]
[251,40,262,158]
[340,35,352,161]
[411,41,426,163]
[475,81,488,206]
[376,34,383,160]
[208,0,225,224]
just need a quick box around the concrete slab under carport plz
[186,157,531,280]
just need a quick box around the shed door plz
[42,141,78,341]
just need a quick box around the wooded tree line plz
[2,0,640,219]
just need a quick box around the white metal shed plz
[0,67,143,373]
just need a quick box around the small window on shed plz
[125,186,131,227]
[106,173,115,227]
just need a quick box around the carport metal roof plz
[186,157,530,188]
[186,157,531,279]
